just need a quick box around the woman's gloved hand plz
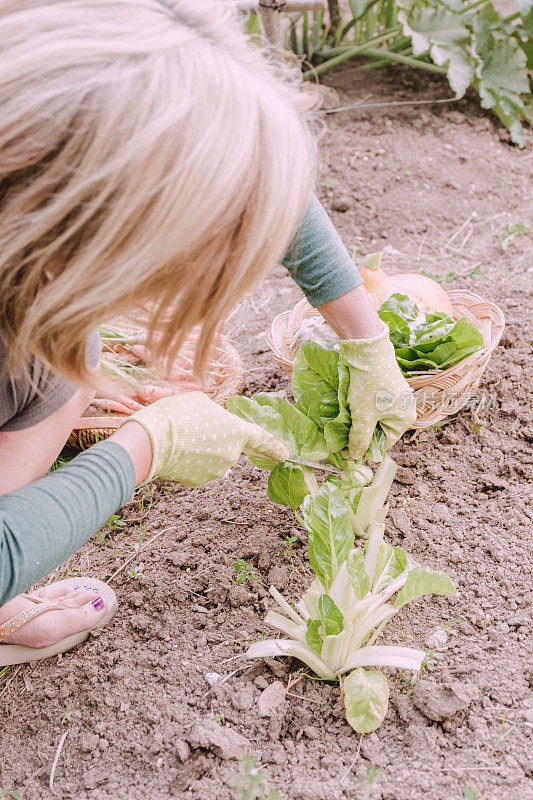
[339,325,417,460]
[123,391,288,486]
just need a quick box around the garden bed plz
[0,66,531,800]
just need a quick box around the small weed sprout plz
[398,648,443,695]
[442,615,466,636]
[499,220,532,251]
[0,791,20,800]
[96,513,126,544]
[457,785,479,800]
[469,420,485,435]
[229,756,285,800]
[494,711,516,749]
[233,559,261,586]
[251,621,268,644]
[466,264,487,280]
[213,712,226,725]
[127,565,142,580]
[61,704,73,724]
[421,269,456,285]
[347,765,379,800]
[282,536,299,573]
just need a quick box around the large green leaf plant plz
[227,340,456,733]
[398,0,532,146]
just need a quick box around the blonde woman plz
[0,0,415,666]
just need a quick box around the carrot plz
[173,380,205,391]
[133,384,175,403]
[129,344,151,361]
[111,394,145,411]
[170,364,195,381]
[91,399,133,415]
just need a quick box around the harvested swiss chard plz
[226,340,396,538]
[377,294,484,374]
[248,516,456,733]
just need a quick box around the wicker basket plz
[67,332,245,449]
[267,290,505,430]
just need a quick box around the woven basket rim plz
[267,289,505,379]
[266,289,505,430]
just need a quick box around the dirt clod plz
[267,564,290,589]
[425,629,448,649]
[82,767,109,791]
[412,681,482,721]
[257,681,285,717]
[332,197,351,212]
[228,584,249,607]
[169,755,209,795]
[187,719,250,760]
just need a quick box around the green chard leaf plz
[372,543,409,592]
[292,342,338,405]
[226,391,329,467]
[323,361,352,453]
[379,295,484,374]
[379,311,411,347]
[293,388,324,427]
[267,463,309,510]
[318,594,345,636]
[305,619,323,654]
[393,566,457,609]
[293,341,352,454]
[302,482,355,591]
[378,293,419,322]
[295,340,340,390]
[343,668,390,733]
[346,549,370,599]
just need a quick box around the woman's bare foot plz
[0,584,108,649]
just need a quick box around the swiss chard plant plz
[227,340,456,733]
[227,339,396,539]
[248,517,455,732]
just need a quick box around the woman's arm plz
[281,195,383,338]
[0,399,286,606]
[0,439,140,606]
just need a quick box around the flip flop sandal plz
[0,577,118,666]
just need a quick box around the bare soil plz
[1,67,532,800]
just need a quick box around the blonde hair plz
[0,0,314,384]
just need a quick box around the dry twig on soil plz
[49,730,70,795]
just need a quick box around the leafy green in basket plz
[378,294,484,374]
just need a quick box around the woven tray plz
[67,332,245,449]
[266,289,505,430]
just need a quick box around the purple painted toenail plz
[92,597,104,611]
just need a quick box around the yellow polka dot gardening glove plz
[125,391,289,486]
[339,326,417,461]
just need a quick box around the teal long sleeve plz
[282,194,362,307]
[0,440,136,606]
